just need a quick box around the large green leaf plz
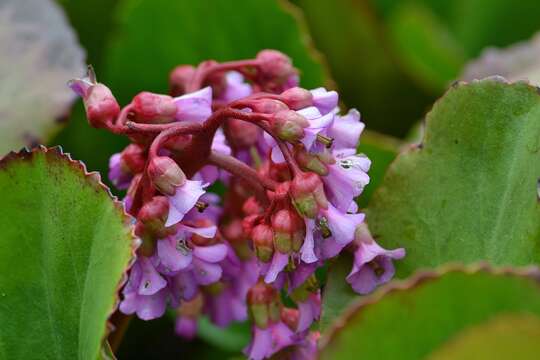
[367,78,540,277]
[0,147,136,359]
[0,0,85,155]
[385,2,466,92]
[372,0,540,92]
[427,314,540,360]
[320,266,540,360]
[296,0,434,136]
[357,130,401,208]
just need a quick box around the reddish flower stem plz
[186,59,261,92]
[207,150,277,191]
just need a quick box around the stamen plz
[87,64,97,84]
[368,260,385,277]
[316,134,334,148]
[195,201,208,212]
[317,217,332,238]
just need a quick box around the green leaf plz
[0,0,85,155]
[319,266,540,360]
[367,79,540,277]
[427,313,540,360]
[357,130,401,208]
[197,318,250,353]
[105,0,327,104]
[296,0,434,136]
[386,2,466,92]
[0,147,136,359]
[320,254,357,333]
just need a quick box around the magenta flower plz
[220,71,252,102]
[328,109,365,152]
[310,87,338,115]
[296,292,321,332]
[119,257,169,320]
[324,154,371,212]
[175,316,198,340]
[108,153,133,190]
[165,180,207,227]
[245,322,296,360]
[173,86,213,122]
[346,223,405,294]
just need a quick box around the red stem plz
[207,151,273,205]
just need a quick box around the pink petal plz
[193,243,228,263]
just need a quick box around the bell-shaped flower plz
[119,257,169,320]
[346,223,405,294]
[324,153,371,212]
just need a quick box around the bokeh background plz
[4,0,540,358]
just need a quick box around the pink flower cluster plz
[70,50,404,359]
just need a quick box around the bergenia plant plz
[68,50,405,359]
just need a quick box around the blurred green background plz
[33,0,540,358]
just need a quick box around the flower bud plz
[169,65,196,96]
[148,156,186,195]
[138,196,174,242]
[121,144,146,174]
[85,84,121,128]
[252,224,274,263]
[226,119,261,148]
[256,50,295,82]
[222,219,251,259]
[242,214,261,236]
[271,209,295,253]
[281,87,313,110]
[280,307,299,331]
[295,147,329,176]
[247,282,278,329]
[249,99,288,114]
[271,110,309,143]
[243,196,264,215]
[132,91,177,123]
[291,172,328,218]
[69,69,121,128]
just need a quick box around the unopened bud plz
[243,196,264,215]
[271,110,309,143]
[256,50,295,82]
[250,99,289,114]
[271,209,296,254]
[247,282,277,329]
[281,87,313,110]
[69,67,120,128]
[148,156,186,195]
[169,65,196,96]
[242,214,260,236]
[121,144,146,174]
[226,119,261,148]
[291,172,328,218]
[280,307,299,331]
[138,196,174,240]
[252,224,274,262]
[132,92,177,123]
[295,148,329,176]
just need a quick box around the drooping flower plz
[119,257,169,320]
[346,223,405,294]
